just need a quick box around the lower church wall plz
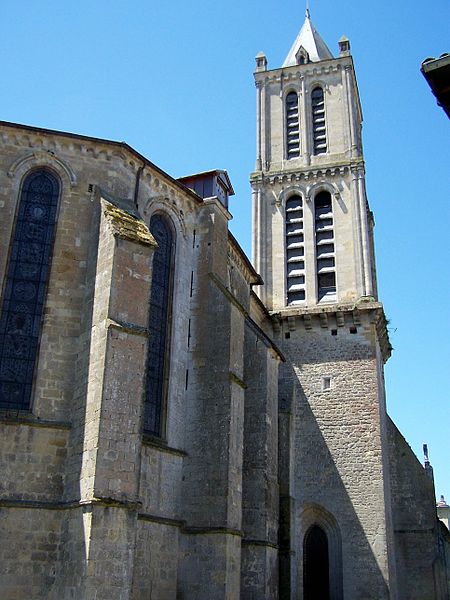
[0,421,69,501]
[177,532,242,600]
[240,544,278,600]
[132,520,180,600]
[0,507,63,600]
[139,443,184,519]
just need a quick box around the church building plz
[0,11,448,600]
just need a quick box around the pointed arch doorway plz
[300,505,343,600]
[303,524,330,600]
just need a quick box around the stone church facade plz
[0,13,448,600]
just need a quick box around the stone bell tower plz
[251,9,377,311]
[251,11,398,600]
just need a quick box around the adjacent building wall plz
[388,419,449,600]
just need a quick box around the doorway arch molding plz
[299,503,343,600]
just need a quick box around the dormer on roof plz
[178,169,234,210]
[283,10,333,67]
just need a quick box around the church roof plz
[283,11,333,67]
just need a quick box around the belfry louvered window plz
[311,87,327,154]
[144,214,174,437]
[286,195,305,305]
[0,170,60,411]
[315,191,336,302]
[286,91,300,159]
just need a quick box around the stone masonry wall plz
[0,421,69,501]
[277,307,395,599]
[178,198,245,599]
[0,507,62,600]
[0,121,286,599]
[388,418,448,600]
[240,317,280,599]
[132,520,180,600]
[0,123,193,598]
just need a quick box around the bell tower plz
[252,10,377,311]
[253,12,398,599]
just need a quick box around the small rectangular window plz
[322,376,331,391]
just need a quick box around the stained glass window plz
[144,214,174,436]
[0,170,60,411]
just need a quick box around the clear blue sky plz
[1,1,449,501]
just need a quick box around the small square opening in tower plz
[322,376,331,391]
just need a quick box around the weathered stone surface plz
[0,14,448,599]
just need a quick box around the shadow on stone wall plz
[281,375,392,600]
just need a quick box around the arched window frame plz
[0,168,61,412]
[285,89,301,159]
[144,212,176,438]
[311,85,328,155]
[285,193,306,305]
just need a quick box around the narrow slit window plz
[311,87,327,155]
[0,170,60,411]
[315,191,336,302]
[286,91,300,159]
[286,195,305,305]
[145,214,174,437]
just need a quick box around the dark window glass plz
[312,87,327,155]
[304,525,330,600]
[144,214,174,436]
[286,92,300,159]
[318,272,336,289]
[0,171,60,411]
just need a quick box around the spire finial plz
[306,0,310,19]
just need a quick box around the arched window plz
[304,525,330,600]
[286,91,300,159]
[285,195,305,305]
[144,214,174,437]
[0,170,60,411]
[315,191,336,302]
[311,87,327,154]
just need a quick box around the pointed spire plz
[283,10,333,67]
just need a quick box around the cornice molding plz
[271,300,392,363]
[251,159,365,186]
